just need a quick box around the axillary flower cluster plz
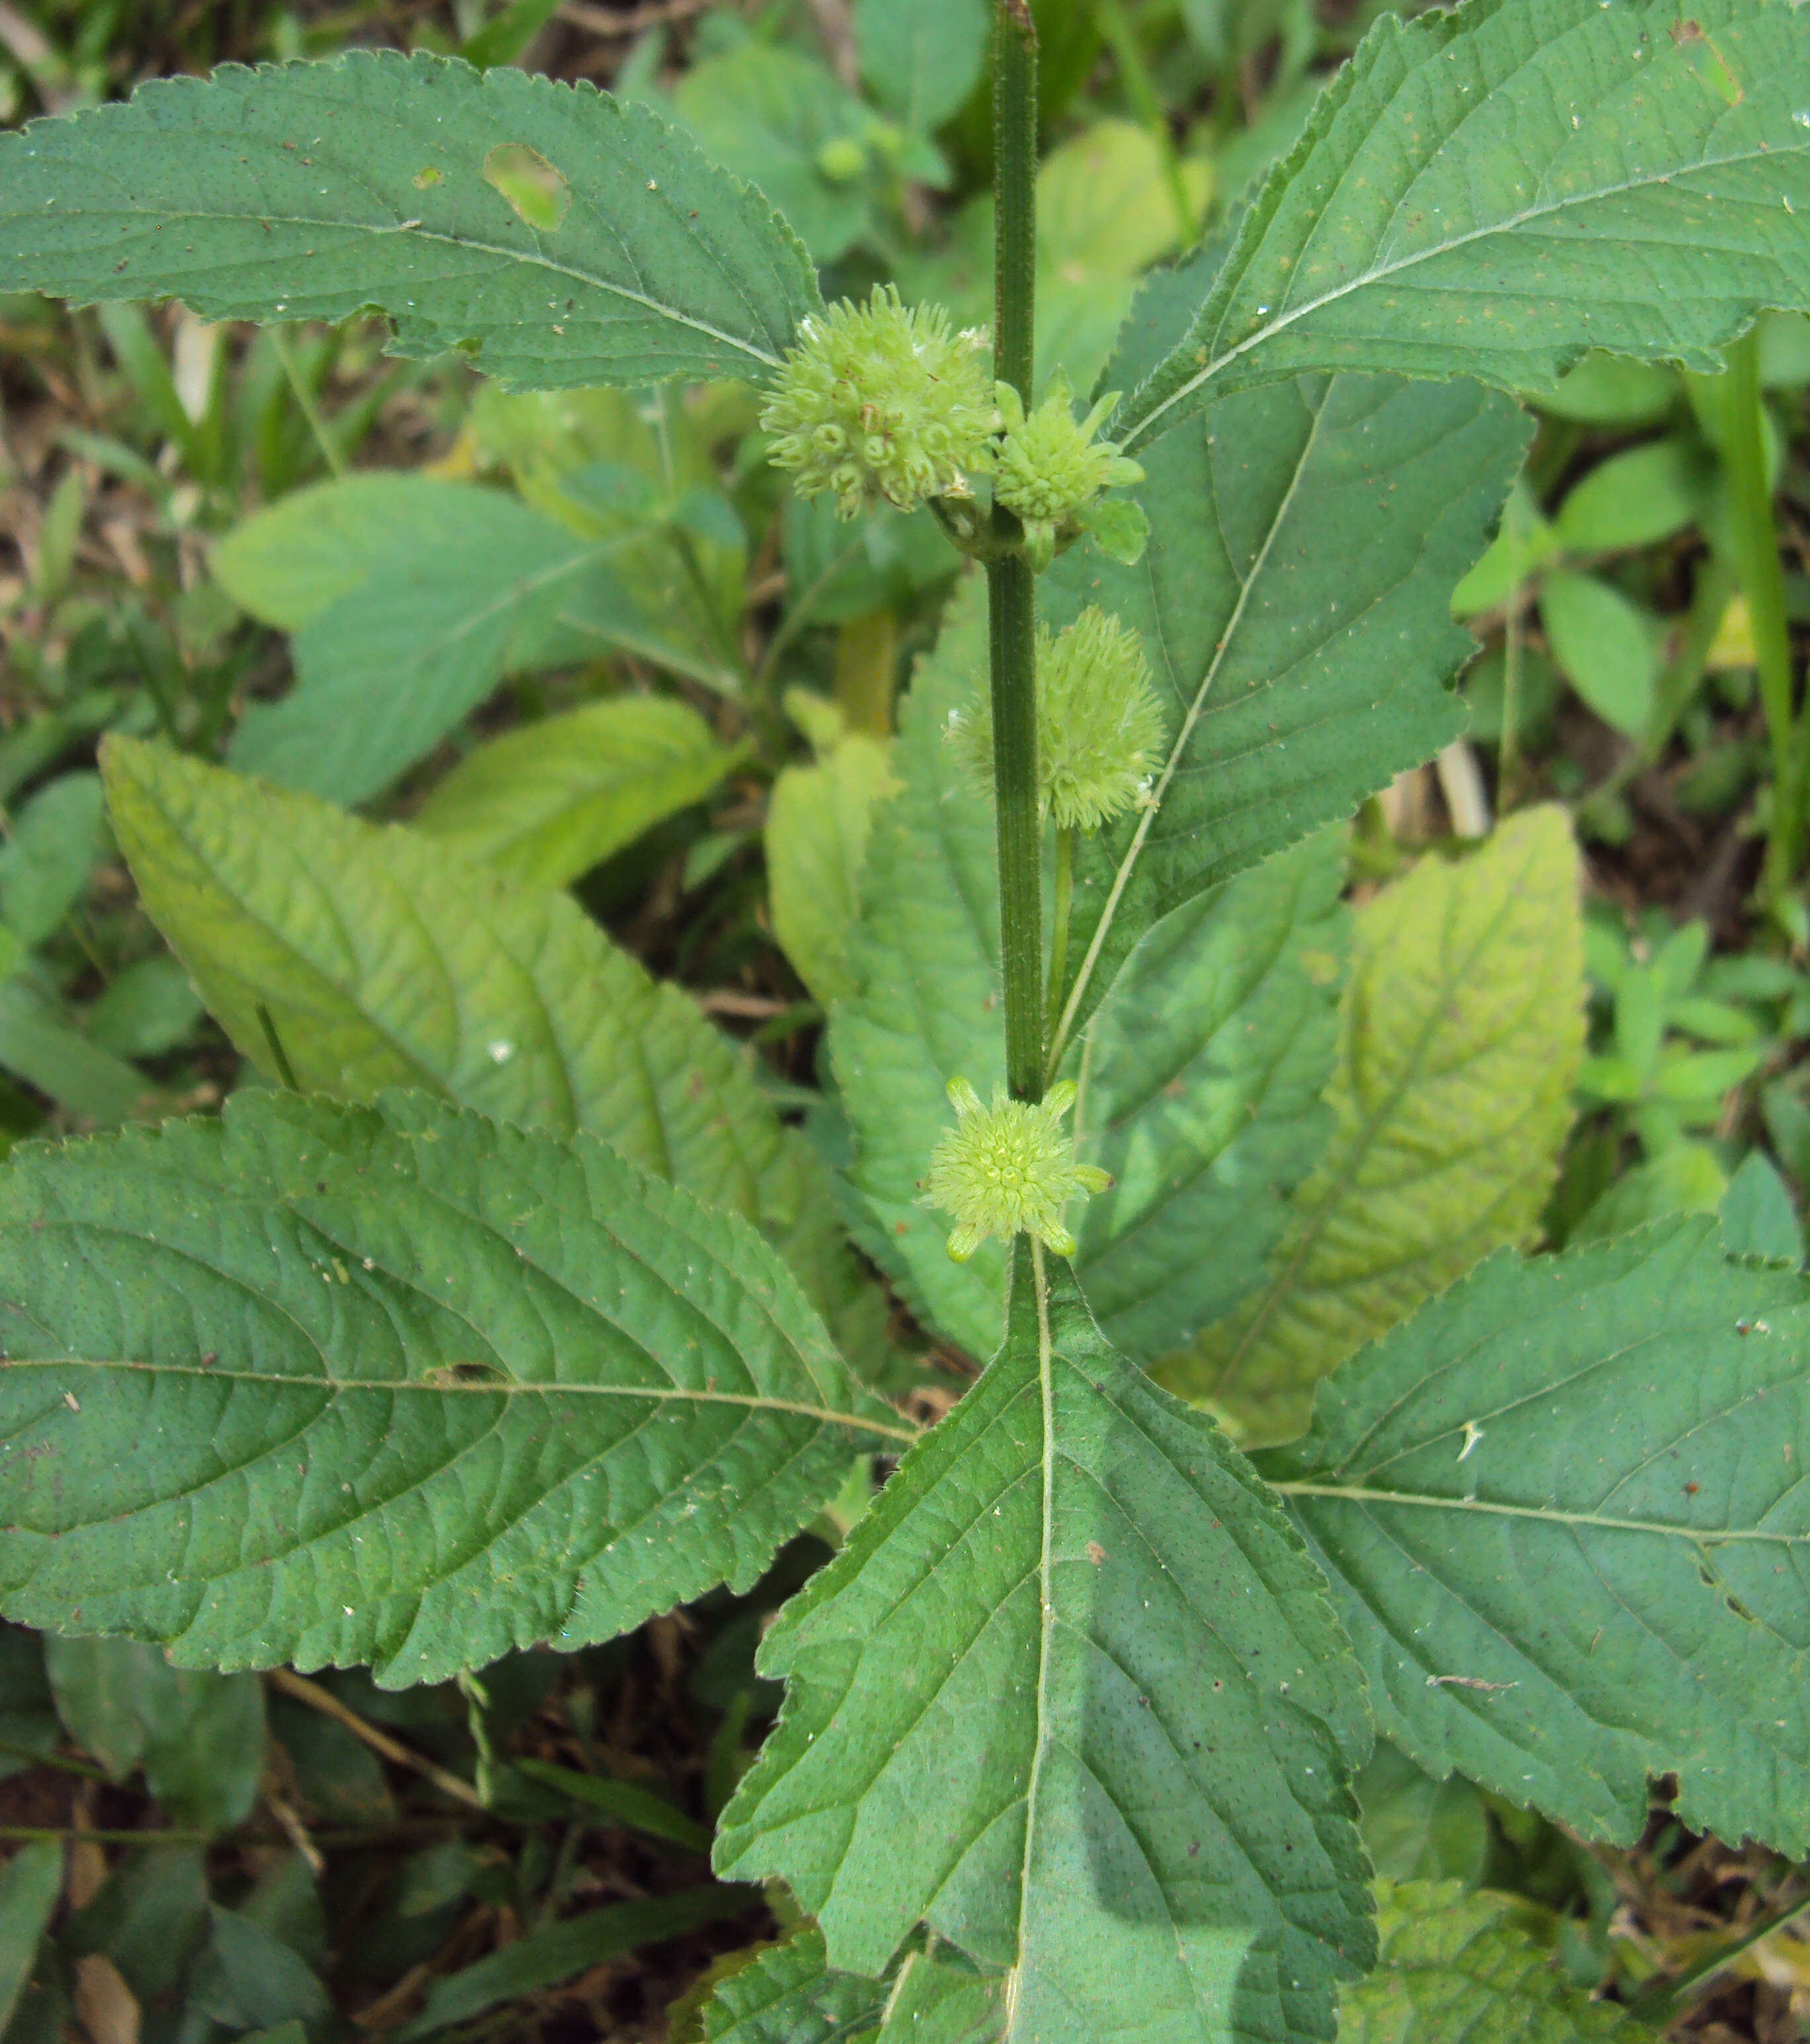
[760,286,1144,560]
[920,1080,1109,1262]
[761,289,1149,1266]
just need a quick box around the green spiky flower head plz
[946,607,1166,831]
[761,286,996,520]
[992,370,1144,570]
[920,1077,1111,1262]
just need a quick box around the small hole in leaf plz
[413,166,442,189]
[483,143,568,232]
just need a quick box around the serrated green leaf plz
[716,1246,1373,2044]
[1258,1218,1810,1852]
[676,1928,889,2044]
[1113,0,1810,451]
[413,697,742,890]
[1186,808,1584,1443]
[0,50,820,387]
[835,581,1345,1364]
[0,1088,909,1685]
[766,730,898,1005]
[1355,1740,1488,1885]
[98,736,879,1360]
[1339,1880,1655,2041]
[1043,367,1526,1058]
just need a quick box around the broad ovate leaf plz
[1114,0,1810,450]
[1187,808,1584,1443]
[412,696,744,890]
[1340,1881,1655,2042]
[834,581,1344,1364]
[1043,370,1526,1057]
[98,737,879,1359]
[0,50,820,386]
[1259,1218,1810,1853]
[0,1089,907,1686]
[716,1246,1373,2044]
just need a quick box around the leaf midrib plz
[1211,840,1545,1401]
[1123,133,1804,449]
[1275,1479,1808,1544]
[1,1355,913,1441]
[63,208,787,372]
[1047,385,1334,1080]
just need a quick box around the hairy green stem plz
[991,0,1043,1102]
[1046,824,1074,1047]
[1720,328,1801,888]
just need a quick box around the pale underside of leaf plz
[832,580,1345,1367]
[1189,806,1585,1443]
[1113,0,1810,451]
[1042,370,1527,1062]
[716,1245,1373,2044]
[0,1091,906,1687]
[98,736,881,1362]
[0,49,820,388]
[1258,1218,1810,1853]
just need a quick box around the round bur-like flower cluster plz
[920,1077,1111,1263]
[761,286,995,520]
[947,607,1166,831]
[992,369,1144,570]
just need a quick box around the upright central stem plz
[990,0,1043,1102]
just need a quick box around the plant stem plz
[1045,824,1074,1046]
[272,325,347,480]
[991,0,1043,1103]
[1720,327,1801,890]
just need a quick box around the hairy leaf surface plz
[0,50,820,386]
[0,1091,907,1685]
[1113,0,1810,450]
[1188,808,1584,1442]
[681,1930,1000,2044]
[716,1248,1373,2044]
[99,738,877,1357]
[1043,370,1526,1058]
[1339,1881,1655,2041]
[835,585,1344,1364]
[1259,1219,1810,1852]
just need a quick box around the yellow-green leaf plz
[766,728,898,1005]
[1184,806,1584,1442]
[413,697,743,890]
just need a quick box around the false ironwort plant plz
[2,1,1810,2037]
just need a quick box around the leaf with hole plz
[0,50,821,386]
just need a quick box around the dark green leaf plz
[1260,1218,1810,1852]
[836,581,1345,1364]
[717,1247,1373,2044]
[0,52,820,387]
[0,1089,910,1685]
[1044,370,1526,1054]
[1114,0,1810,450]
